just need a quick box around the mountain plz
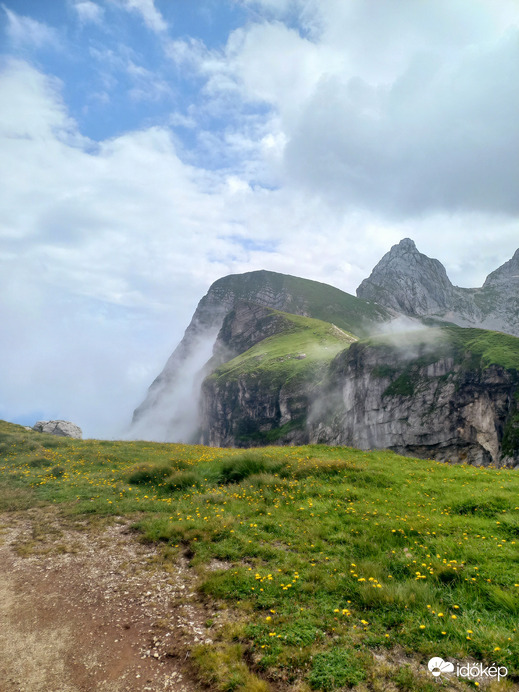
[357,238,519,335]
[131,270,390,440]
[201,307,356,447]
[201,320,519,466]
[131,242,519,466]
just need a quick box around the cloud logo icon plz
[428,657,454,677]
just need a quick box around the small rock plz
[32,420,82,439]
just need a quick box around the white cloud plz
[118,0,167,33]
[2,4,59,48]
[73,1,104,25]
[0,59,76,142]
[284,29,519,216]
[176,0,519,217]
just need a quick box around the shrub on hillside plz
[166,470,200,491]
[28,456,51,468]
[128,464,172,485]
[218,453,285,484]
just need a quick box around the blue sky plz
[1,0,518,436]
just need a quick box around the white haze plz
[126,332,219,443]
[369,316,447,362]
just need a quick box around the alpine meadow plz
[0,419,518,690]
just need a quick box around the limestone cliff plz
[356,239,519,336]
[201,324,519,467]
[131,270,388,440]
[308,330,519,467]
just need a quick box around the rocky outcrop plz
[200,327,519,467]
[357,238,457,316]
[33,420,82,439]
[201,313,321,447]
[484,249,519,288]
[308,337,519,467]
[201,372,313,448]
[357,239,519,336]
[131,270,388,441]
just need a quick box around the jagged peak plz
[483,247,519,287]
[391,237,417,253]
[356,238,453,315]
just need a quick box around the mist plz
[126,332,219,443]
[368,316,447,361]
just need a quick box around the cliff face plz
[200,369,313,447]
[357,239,519,336]
[133,241,519,461]
[131,270,387,440]
[201,327,519,466]
[309,336,519,467]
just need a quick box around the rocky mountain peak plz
[356,238,454,316]
[393,237,417,253]
[131,269,389,441]
[483,248,519,288]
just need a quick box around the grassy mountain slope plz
[1,419,518,690]
[208,270,392,337]
[363,323,519,370]
[212,318,519,393]
[208,311,356,387]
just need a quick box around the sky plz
[1,0,518,438]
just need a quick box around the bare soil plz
[0,507,211,692]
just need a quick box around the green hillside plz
[211,316,519,396]
[365,323,519,372]
[209,270,391,337]
[209,311,356,387]
[1,420,518,690]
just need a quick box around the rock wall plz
[357,238,519,336]
[201,370,314,448]
[200,337,519,467]
[308,341,518,467]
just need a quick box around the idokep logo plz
[427,656,508,682]
[428,657,454,677]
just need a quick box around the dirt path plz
[0,507,211,692]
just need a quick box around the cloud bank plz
[0,0,518,437]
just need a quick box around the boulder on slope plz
[32,420,82,439]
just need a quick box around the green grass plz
[1,419,518,690]
[367,324,519,373]
[208,312,356,387]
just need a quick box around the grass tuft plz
[219,453,285,484]
[308,649,366,690]
[127,464,172,484]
